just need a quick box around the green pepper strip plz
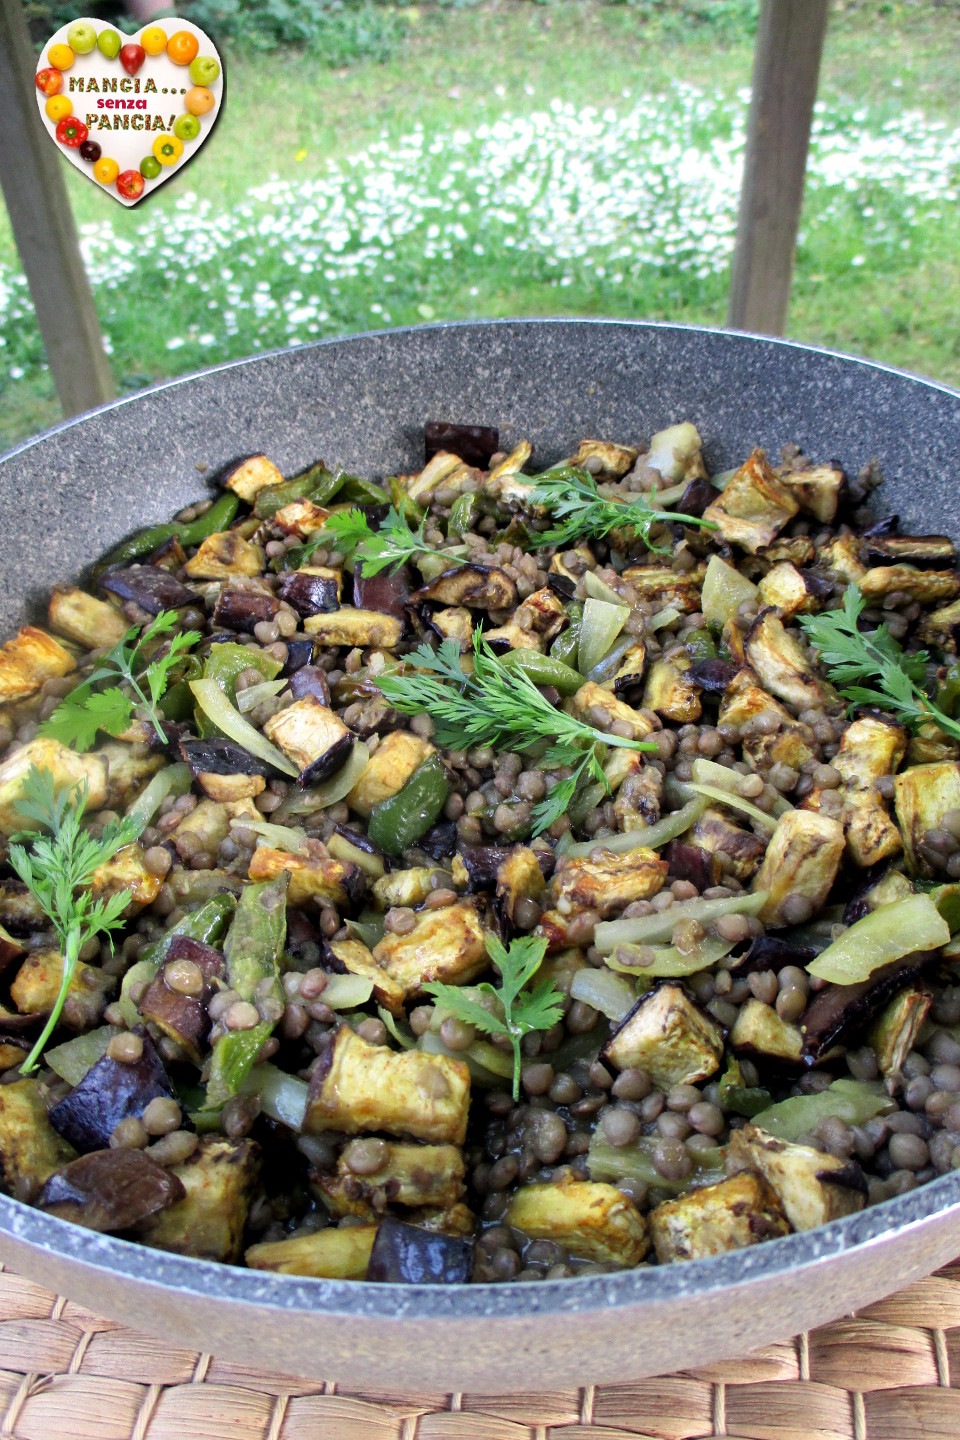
[367,754,449,858]
[94,492,241,573]
[550,602,583,669]
[253,463,344,519]
[497,648,584,696]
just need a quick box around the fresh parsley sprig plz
[425,933,563,1099]
[374,628,656,834]
[799,583,958,737]
[526,465,715,554]
[40,610,201,752]
[314,506,466,577]
[10,768,145,1074]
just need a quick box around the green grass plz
[1,0,958,449]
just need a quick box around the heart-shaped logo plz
[35,18,223,206]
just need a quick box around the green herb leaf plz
[527,465,716,554]
[40,610,201,751]
[316,505,466,577]
[425,933,563,1099]
[374,628,652,835]
[9,767,146,1073]
[800,583,959,739]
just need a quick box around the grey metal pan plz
[0,320,958,1392]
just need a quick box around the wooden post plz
[727,0,829,336]
[0,0,115,416]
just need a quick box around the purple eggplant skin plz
[417,821,458,862]
[138,935,225,1065]
[282,639,316,676]
[842,861,892,926]
[299,732,355,789]
[38,1149,185,1233]
[100,564,196,615]
[48,1027,179,1155]
[179,737,270,778]
[353,566,411,622]
[456,843,554,889]
[676,477,722,518]
[728,933,816,979]
[424,421,499,468]
[546,571,577,600]
[861,515,899,539]
[366,1215,475,1284]
[288,665,331,706]
[213,587,280,634]
[799,950,942,1065]
[687,658,739,694]
[278,571,340,618]
[663,841,721,891]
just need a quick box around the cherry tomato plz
[55,117,88,148]
[35,68,62,97]
[78,139,101,163]
[93,157,120,186]
[139,154,162,180]
[119,43,146,76]
[47,43,74,71]
[152,134,184,166]
[184,86,215,117]
[173,113,201,142]
[140,26,167,56]
[45,95,72,123]
[166,30,199,65]
[116,170,145,201]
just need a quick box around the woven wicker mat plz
[3,1260,960,1440]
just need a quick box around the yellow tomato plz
[45,95,72,122]
[93,157,120,186]
[184,85,215,117]
[140,26,167,55]
[166,30,199,65]
[47,43,74,70]
[152,134,184,166]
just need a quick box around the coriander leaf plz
[527,465,716,554]
[425,932,561,1099]
[315,506,467,578]
[9,767,146,1074]
[40,686,132,751]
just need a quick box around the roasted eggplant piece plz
[869,986,932,1077]
[38,1149,185,1232]
[11,948,114,1028]
[48,586,128,649]
[424,421,499,468]
[221,453,285,502]
[246,1224,378,1278]
[551,847,667,919]
[687,808,767,882]
[779,461,844,523]
[799,950,942,1064]
[702,450,799,554]
[602,983,724,1087]
[726,1125,866,1230]
[248,845,365,907]
[718,668,816,773]
[279,568,342,617]
[744,610,840,715]
[347,731,436,816]
[864,534,956,567]
[135,1137,260,1262]
[373,898,488,997]
[48,1028,178,1154]
[303,607,403,649]
[894,761,960,876]
[506,1179,648,1265]
[675,476,721,518]
[642,655,701,723]
[100,564,196,614]
[752,810,845,926]
[262,696,354,785]
[324,937,406,1016]
[304,1026,471,1144]
[0,625,76,706]
[212,586,280,633]
[859,563,960,604]
[620,566,704,614]
[496,846,547,930]
[662,840,721,891]
[412,563,517,611]
[365,1215,474,1283]
[282,638,316,675]
[649,1172,789,1263]
[139,936,225,1064]
[571,682,655,740]
[804,715,906,868]
[0,1079,77,1201]
[353,566,411,622]
[317,1140,465,1217]
[485,587,567,652]
[686,657,738,694]
[729,999,804,1065]
[570,438,639,478]
[180,736,270,781]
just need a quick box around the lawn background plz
[1,0,958,450]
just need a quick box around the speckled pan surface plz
[1,319,960,1393]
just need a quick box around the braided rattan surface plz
[2,1260,960,1439]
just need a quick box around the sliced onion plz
[237,680,287,714]
[605,934,735,979]
[322,973,374,1009]
[562,797,706,860]
[276,740,370,818]
[125,762,192,830]
[190,678,298,777]
[569,965,636,1022]
[582,569,626,606]
[241,818,308,853]
[688,782,779,834]
[595,890,768,953]
[579,597,629,675]
[242,1063,308,1130]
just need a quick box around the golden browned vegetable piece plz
[324,937,406,1017]
[729,998,804,1064]
[347,731,436,816]
[726,1126,866,1231]
[246,1225,378,1279]
[649,1171,790,1263]
[0,626,76,707]
[135,1136,261,1263]
[744,610,840,715]
[803,715,906,868]
[894,761,960,876]
[702,450,799,554]
[550,847,667,919]
[752,810,845,926]
[222,453,285,501]
[0,739,107,836]
[869,988,932,1078]
[248,845,364,908]
[506,1179,649,1265]
[602,983,724,1088]
[0,1079,76,1202]
[183,531,265,579]
[48,587,128,649]
[303,607,404,649]
[373,899,488,997]
[642,655,701,723]
[314,1141,466,1218]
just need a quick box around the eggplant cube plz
[183,531,265,580]
[372,867,449,910]
[11,948,114,1028]
[729,998,804,1064]
[97,743,165,812]
[496,846,547,929]
[90,843,163,913]
[702,450,799,554]
[246,1224,378,1278]
[305,1026,471,1144]
[278,568,342,618]
[752,810,845,926]
[0,1079,76,1202]
[570,439,639,478]
[780,462,844,523]
[139,935,225,1064]
[602,983,724,1088]
[869,986,932,1077]
[642,656,702,723]
[688,808,767,881]
[303,607,404,649]
[373,899,488,997]
[347,731,436,817]
[894,762,960,876]
[262,696,353,785]
[248,845,364,908]
[0,625,76,706]
[222,453,285,501]
[726,1124,866,1231]
[649,1171,790,1264]
[48,1028,178,1153]
[38,1149,185,1233]
[0,739,107,836]
[485,587,567,652]
[412,564,517,612]
[571,682,655,740]
[48,587,128,649]
[745,610,839,715]
[366,1216,474,1283]
[551,847,668,919]
[324,937,406,1017]
[135,1136,261,1262]
[317,1141,465,1216]
[506,1179,649,1265]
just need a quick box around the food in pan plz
[1,420,960,1285]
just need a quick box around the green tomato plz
[97,28,122,59]
[173,113,201,142]
[139,154,162,180]
[67,20,97,54]
[188,55,220,86]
